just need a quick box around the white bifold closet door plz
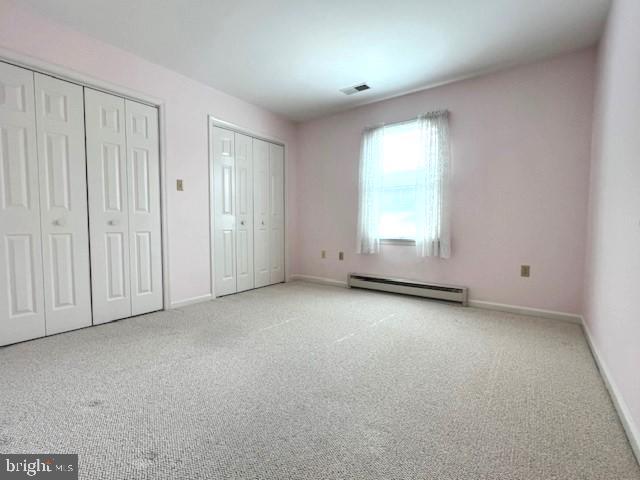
[212,128,255,296]
[34,73,92,335]
[253,139,285,287]
[268,143,285,284]
[125,100,163,315]
[85,88,162,324]
[0,63,46,344]
[85,89,130,324]
[252,139,270,288]
[212,126,237,296]
[234,133,254,293]
[253,139,284,287]
[0,64,92,346]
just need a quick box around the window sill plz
[381,238,416,246]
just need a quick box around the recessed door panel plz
[237,229,248,274]
[44,132,71,210]
[131,113,148,139]
[269,143,285,284]
[237,169,248,214]
[212,126,236,296]
[132,148,150,213]
[6,234,37,316]
[49,233,75,308]
[0,80,27,112]
[102,143,123,212]
[222,165,233,214]
[135,231,152,294]
[0,62,45,345]
[42,89,68,122]
[85,88,131,324]
[35,73,92,335]
[234,133,253,292]
[125,100,162,315]
[100,106,120,133]
[106,232,126,299]
[1,126,31,210]
[222,229,235,279]
[252,138,270,288]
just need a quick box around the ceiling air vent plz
[340,83,371,95]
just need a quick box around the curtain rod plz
[363,109,449,131]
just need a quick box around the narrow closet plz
[211,126,285,296]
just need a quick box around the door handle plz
[108,220,119,226]
[53,219,66,227]
[240,220,245,226]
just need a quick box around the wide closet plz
[211,126,284,296]
[0,61,163,346]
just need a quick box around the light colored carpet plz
[1,282,638,479]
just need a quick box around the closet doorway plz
[0,58,168,346]
[209,118,285,297]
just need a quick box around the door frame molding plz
[0,48,172,311]
[207,115,287,298]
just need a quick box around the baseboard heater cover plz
[348,273,468,306]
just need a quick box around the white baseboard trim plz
[468,300,582,324]
[582,320,640,465]
[291,275,579,324]
[290,274,348,288]
[292,274,582,324]
[169,293,213,309]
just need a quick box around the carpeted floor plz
[1,282,638,479]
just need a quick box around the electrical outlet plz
[520,265,530,277]
[176,179,184,191]
[339,251,344,261]
[321,250,326,259]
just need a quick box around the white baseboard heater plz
[348,273,468,306]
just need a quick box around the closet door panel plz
[234,133,253,293]
[0,62,45,345]
[269,143,285,284]
[35,73,92,335]
[212,127,236,296]
[125,100,162,315]
[252,138,270,288]
[85,88,131,324]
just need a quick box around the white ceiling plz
[20,0,611,122]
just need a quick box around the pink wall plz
[584,0,640,449]
[295,49,596,314]
[0,0,298,306]
[1,0,634,437]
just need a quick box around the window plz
[356,111,451,258]
[379,121,422,240]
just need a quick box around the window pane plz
[378,121,420,239]
[382,121,421,174]
[379,187,417,239]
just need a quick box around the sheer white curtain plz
[356,126,384,254]
[415,111,451,258]
[356,111,451,257]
